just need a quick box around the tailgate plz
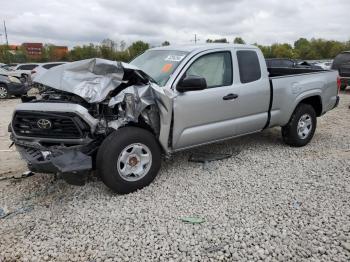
[339,63,350,78]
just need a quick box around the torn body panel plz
[108,83,176,152]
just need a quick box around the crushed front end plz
[8,58,175,178]
[9,100,103,175]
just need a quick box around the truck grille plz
[12,111,90,139]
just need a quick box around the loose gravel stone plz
[0,94,350,261]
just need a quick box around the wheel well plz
[299,96,322,116]
[124,121,155,135]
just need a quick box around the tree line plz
[210,37,350,60]
[1,37,349,64]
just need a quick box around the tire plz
[281,103,317,147]
[0,84,9,99]
[97,127,161,194]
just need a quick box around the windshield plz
[131,50,188,86]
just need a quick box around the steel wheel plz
[297,114,312,139]
[0,86,8,99]
[117,143,152,182]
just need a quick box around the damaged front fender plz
[108,83,176,152]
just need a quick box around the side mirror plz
[176,75,207,92]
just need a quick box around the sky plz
[0,0,349,48]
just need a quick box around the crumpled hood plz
[34,58,151,103]
[34,58,176,152]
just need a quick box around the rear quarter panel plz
[269,70,338,127]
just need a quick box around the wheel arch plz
[297,95,323,117]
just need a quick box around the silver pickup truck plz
[9,44,339,193]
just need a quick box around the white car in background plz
[0,66,27,80]
[11,63,40,81]
[31,62,67,81]
[315,61,333,70]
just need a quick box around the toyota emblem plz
[37,119,52,129]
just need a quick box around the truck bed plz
[268,67,327,77]
[267,69,338,128]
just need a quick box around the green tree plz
[0,45,12,63]
[234,37,246,44]
[68,44,99,61]
[128,41,150,60]
[270,43,295,58]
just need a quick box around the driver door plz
[172,50,240,150]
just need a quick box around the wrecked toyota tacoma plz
[9,44,340,194]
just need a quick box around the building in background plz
[22,43,43,59]
[51,46,68,60]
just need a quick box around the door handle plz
[223,93,239,100]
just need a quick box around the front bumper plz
[12,136,97,174]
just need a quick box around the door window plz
[185,52,233,88]
[237,50,261,83]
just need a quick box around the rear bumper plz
[339,77,350,87]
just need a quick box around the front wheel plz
[281,103,317,147]
[0,84,9,99]
[97,127,161,194]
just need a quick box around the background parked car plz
[5,63,40,82]
[1,63,18,71]
[266,58,323,69]
[296,61,323,69]
[314,61,333,70]
[0,74,30,99]
[332,51,350,90]
[0,67,28,82]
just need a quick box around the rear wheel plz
[97,127,161,194]
[281,103,317,147]
[0,85,9,99]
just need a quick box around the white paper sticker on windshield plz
[165,55,185,62]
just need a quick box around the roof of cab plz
[150,43,257,53]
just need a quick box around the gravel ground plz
[0,93,350,261]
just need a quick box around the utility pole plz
[3,21,8,45]
[191,34,200,44]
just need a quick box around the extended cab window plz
[237,50,261,83]
[186,52,232,88]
